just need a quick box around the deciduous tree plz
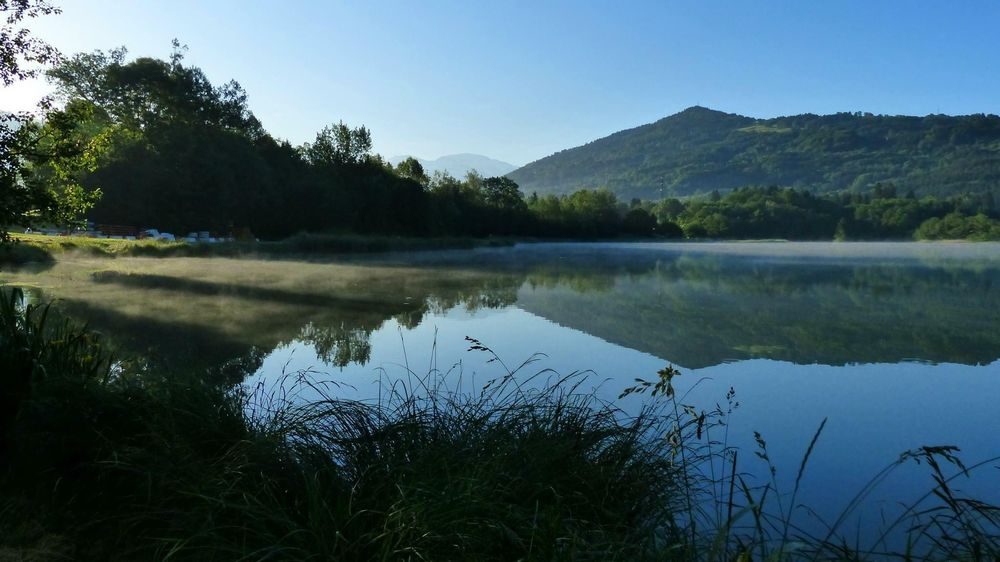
[1,0,61,242]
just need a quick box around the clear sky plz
[3,0,999,165]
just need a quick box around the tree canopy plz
[1,0,63,242]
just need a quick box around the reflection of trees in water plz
[517,250,1000,300]
[525,270,616,294]
[212,347,267,386]
[296,278,522,368]
[16,248,1000,379]
[298,323,373,368]
[418,277,523,315]
[459,279,520,312]
[209,255,1000,372]
[14,268,527,381]
[394,309,425,330]
[516,253,1000,367]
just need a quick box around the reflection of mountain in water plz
[510,248,1000,368]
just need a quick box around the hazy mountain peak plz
[388,153,517,178]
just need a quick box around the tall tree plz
[48,42,263,137]
[1,0,61,243]
[43,44,277,234]
[395,156,428,187]
[25,99,109,231]
[482,176,526,212]
[302,122,372,166]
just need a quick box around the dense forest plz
[3,43,1000,243]
[508,106,1000,201]
[647,184,1000,240]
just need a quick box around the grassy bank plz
[1,290,997,560]
[0,289,683,560]
[1,232,517,264]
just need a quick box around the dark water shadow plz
[90,271,412,314]
[0,244,56,272]
[48,296,260,384]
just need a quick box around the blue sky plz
[4,0,1000,165]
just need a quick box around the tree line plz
[646,184,1000,241]
[4,42,669,241]
[3,38,999,243]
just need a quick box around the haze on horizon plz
[3,0,999,166]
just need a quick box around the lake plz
[4,241,999,543]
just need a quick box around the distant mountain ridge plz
[389,153,517,178]
[507,106,1000,199]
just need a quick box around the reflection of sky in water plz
[250,302,1000,544]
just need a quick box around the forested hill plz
[507,106,1000,199]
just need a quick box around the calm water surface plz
[5,241,999,539]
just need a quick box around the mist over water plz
[5,241,999,542]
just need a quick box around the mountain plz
[388,153,517,178]
[507,106,1000,199]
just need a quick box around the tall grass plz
[0,289,997,560]
[0,289,681,560]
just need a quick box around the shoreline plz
[3,232,998,268]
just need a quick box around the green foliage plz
[394,155,428,186]
[301,121,373,166]
[0,115,54,243]
[39,46,444,239]
[833,218,847,241]
[527,188,625,237]
[915,212,1000,241]
[508,106,1000,201]
[482,175,525,211]
[676,186,839,239]
[0,0,61,86]
[622,207,657,235]
[49,41,262,135]
[24,99,111,230]
[668,185,999,241]
[43,45,292,236]
[0,0,62,243]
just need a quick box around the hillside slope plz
[507,107,1000,199]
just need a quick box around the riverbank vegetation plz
[2,288,997,560]
[644,184,1000,241]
